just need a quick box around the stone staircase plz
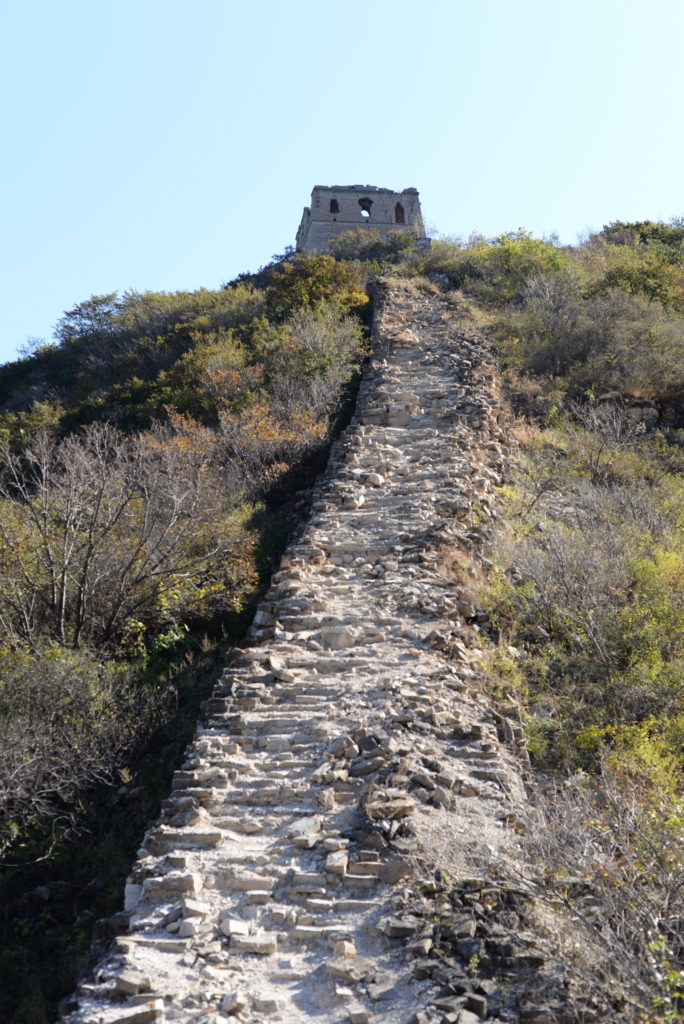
[63,280,528,1024]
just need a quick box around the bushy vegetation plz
[484,411,684,772]
[0,254,368,433]
[329,225,422,267]
[0,649,152,854]
[398,221,684,407]
[473,406,684,1018]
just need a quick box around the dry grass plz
[434,542,483,587]
[510,419,545,444]
[411,802,518,880]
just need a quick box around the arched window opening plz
[329,199,339,214]
[358,197,372,219]
[395,202,405,224]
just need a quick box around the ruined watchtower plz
[296,185,427,253]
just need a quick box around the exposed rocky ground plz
[60,281,565,1024]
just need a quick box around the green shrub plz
[486,417,684,775]
[330,226,419,265]
[409,230,568,303]
[0,648,158,856]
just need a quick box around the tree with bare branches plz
[0,422,255,651]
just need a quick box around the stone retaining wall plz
[62,280,531,1024]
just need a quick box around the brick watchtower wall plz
[296,185,427,253]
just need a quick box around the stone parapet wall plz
[62,280,531,1024]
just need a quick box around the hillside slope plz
[1,222,683,1022]
[61,280,545,1024]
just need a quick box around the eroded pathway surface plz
[65,281,528,1024]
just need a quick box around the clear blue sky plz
[1,0,682,365]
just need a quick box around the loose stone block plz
[329,735,360,759]
[323,837,349,852]
[219,917,250,937]
[286,816,322,838]
[349,756,386,777]
[114,972,150,996]
[459,781,479,797]
[466,992,488,1018]
[142,872,200,899]
[327,955,375,982]
[437,766,458,789]
[184,829,223,847]
[364,794,414,820]
[109,1000,164,1024]
[231,932,278,954]
[408,936,433,955]
[265,736,290,751]
[320,626,356,650]
[253,996,282,1013]
[333,939,357,957]
[177,919,198,937]
[123,883,142,911]
[367,975,400,1001]
[381,916,421,938]
[326,850,349,876]
[293,832,320,849]
[458,1012,485,1024]
[220,989,248,1015]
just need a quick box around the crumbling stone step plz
[222,875,276,893]
[144,829,223,851]
[228,787,309,805]
[334,899,384,912]
[252,719,326,734]
[343,874,378,890]
[290,925,344,942]
[230,932,278,955]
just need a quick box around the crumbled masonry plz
[62,281,539,1024]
